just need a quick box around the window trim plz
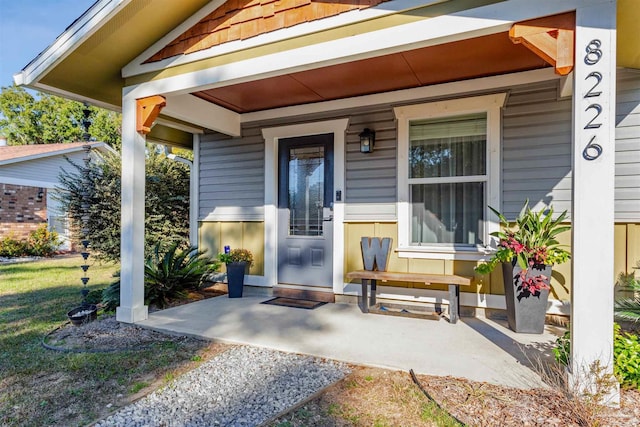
[394,93,506,260]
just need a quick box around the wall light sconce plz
[359,128,375,153]
[37,188,45,199]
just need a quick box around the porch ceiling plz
[193,32,549,113]
[18,1,639,121]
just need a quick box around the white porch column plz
[570,1,618,403]
[116,97,148,323]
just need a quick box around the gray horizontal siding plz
[243,105,399,221]
[501,81,573,219]
[502,71,640,222]
[615,70,640,221]
[199,128,265,221]
[196,70,640,225]
[345,108,397,221]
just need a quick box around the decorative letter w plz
[360,237,392,271]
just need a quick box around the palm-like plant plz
[144,243,220,308]
[476,201,571,275]
[615,271,640,323]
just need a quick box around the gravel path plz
[94,346,350,427]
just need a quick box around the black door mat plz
[369,303,442,321]
[261,297,327,310]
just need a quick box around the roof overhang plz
[14,0,212,110]
[14,0,640,142]
[0,142,115,166]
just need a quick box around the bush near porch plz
[0,224,60,257]
[56,147,191,263]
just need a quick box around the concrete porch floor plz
[137,293,566,389]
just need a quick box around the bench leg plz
[448,284,460,324]
[370,279,377,308]
[361,280,369,313]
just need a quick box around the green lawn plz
[0,256,466,426]
[0,255,210,427]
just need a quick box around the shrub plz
[101,278,120,312]
[218,248,253,265]
[475,201,571,275]
[144,243,220,308]
[85,288,104,305]
[56,148,190,263]
[553,330,571,367]
[553,324,640,389]
[26,224,60,257]
[0,236,29,257]
[0,226,60,258]
[614,271,640,323]
[613,323,640,389]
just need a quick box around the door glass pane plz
[289,145,324,236]
[410,182,484,245]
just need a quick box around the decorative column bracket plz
[509,12,575,76]
[136,95,166,134]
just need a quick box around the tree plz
[57,147,190,263]
[0,85,120,148]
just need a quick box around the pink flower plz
[518,271,550,294]
[500,236,526,254]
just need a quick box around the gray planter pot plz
[226,261,248,298]
[501,261,551,334]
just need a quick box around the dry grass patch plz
[269,366,461,426]
[271,366,640,427]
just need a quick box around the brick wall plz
[0,183,47,239]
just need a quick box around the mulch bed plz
[417,373,640,426]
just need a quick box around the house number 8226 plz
[582,39,604,161]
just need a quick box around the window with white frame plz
[409,113,487,245]
[395,94,505,257]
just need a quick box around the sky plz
[0,0,96,88]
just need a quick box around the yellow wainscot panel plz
[489,268,505,296]
[220,222,244,253]
[614,223,628,278]
[375,222,408,273]
[344,223,376,279]
[452,260,483,294]
[242,222,265,276]
[627,224,640,274]
[199,222,221,256]
[551,228,572,301]
[408,258,447,291]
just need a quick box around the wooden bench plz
[345,270,472,324]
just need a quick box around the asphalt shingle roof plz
[0,142,101,163]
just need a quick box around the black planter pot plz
[67,304,98,326]
[226,261,248,298]
[501,261,551,334]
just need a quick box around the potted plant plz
[218,248,253,298]
[476,201,571,333]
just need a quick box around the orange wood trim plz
[136,95,166,135]
[509,13,575,76]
